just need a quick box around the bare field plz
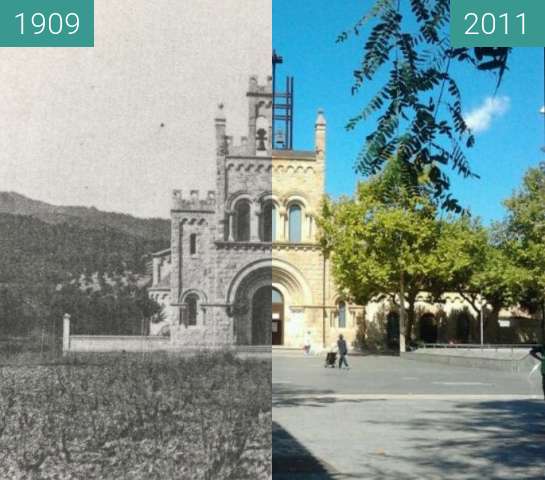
[0,353,272,479]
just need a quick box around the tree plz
[319,164,441,351]
[503,163,545,340]
[48,277,162,336]
[338,0,510,211]
[319,168,534,349]
[0,287,29,336]
[432,216,531,339]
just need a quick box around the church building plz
[148,73,362,349]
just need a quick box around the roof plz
[152,248,171,257]
[150,272,171,290]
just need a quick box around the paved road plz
[272,354,545,480]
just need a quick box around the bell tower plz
[247,76,273,156]
[272,50,294,150]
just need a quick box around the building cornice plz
[273,242,322,252]
[215,241,273,252]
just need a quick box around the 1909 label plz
[0,1,93,47]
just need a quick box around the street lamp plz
[479,297,486,346]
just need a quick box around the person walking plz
[303,331,312,356]
[529,344,545,400]
[337,334,349,369]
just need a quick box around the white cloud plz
[464,96,510,133]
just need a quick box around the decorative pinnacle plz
[316,108,326,126]
[216,103,226,121]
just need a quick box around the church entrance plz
[272,288,283,345]
[251,286,272,345]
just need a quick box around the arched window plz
[261,201,275,242]
[288,204,302,242]
[338,301,347,328]
[234,199,251,241]
[189,233,197,255]
[183,294,199,326]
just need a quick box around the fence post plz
[62,313,71,355]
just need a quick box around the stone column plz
[251,203,260,242]
[228,212,235,241]
[62,313,71,355]
[152,257,160,285]
[280,210,287,241]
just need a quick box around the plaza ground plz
[272,353,545,479]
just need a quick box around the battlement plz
[227,136,254,156]
[172,189,216,211]
[247,75,272,96]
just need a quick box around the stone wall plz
[65,336,171,353]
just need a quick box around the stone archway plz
[227,259,313,346]
[252,286,272,344]
[232,266,272,345]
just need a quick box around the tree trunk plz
[541,300,545,345]
[399,271,406,353]
[485,304,501,343]
[406,299,416,343]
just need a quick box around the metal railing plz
[419,343,541,353]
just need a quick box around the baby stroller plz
[324,351,337,368]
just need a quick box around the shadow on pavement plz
[273,385,336,408]
[360,399,545,479]
[273,384,381,409]
[272,421,357,479]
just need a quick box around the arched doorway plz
[228,259,312,347]
[231,266,271,346]
[272,288,283,345]
[386,311,400,348]
[420,313,437,343]
[252,286,272,345]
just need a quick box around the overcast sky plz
[0,0,271,218]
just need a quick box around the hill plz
[0,191,170,241]
[0,194,171,338]
[0,213,168,285]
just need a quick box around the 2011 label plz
[451,0,544,47]
[464,12,525,36]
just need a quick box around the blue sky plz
[273,0,544,223]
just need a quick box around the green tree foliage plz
[432,217,528,318]
[338,0,510,211]
[319,162,440,344]
[503,163,545,336]
[319,162,535,346]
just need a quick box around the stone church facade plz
[148,74,543,349]
[149,76,362,349]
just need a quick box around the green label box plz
[0,0,93,47]
[451,0,545,47]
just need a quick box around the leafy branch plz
[339,0,510,211]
